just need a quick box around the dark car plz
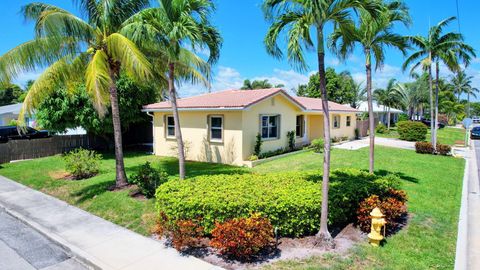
[471,126,480,140]
[0,126,50,141]
[420,119,445,129]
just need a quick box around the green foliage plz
[155,169,400,237]
[375,123,387,134]
[415,142,451,156]
[210,214,274,261]
[398,113,409,122]
[311,138,325,153]
[287,130,295,150]
[8,119,17,126]
[254,133,262,156]
[354,128,360,139]
[397,121,428,141]
[0,84,24,106]
[35,75,157,136]
[63,148,101,180]
[296,68,357,105]
[130,162,168,198]
[241,79,284,90]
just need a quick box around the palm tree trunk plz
[433,61,440,151]
[467,93,471,118]
[108,66,128,188]
[428,60,435,147]
[168,63,186,180]
[387,107,391,130]
[315,29,332,244]
[365,49,375,174]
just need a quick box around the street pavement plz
[0,208,88,270]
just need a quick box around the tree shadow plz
[374,169,419,184]
[72,180,114,204]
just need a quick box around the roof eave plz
[142,107,245,113]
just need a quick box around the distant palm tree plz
[351,81,366,109]
[465,86,479,118]
[125,0,222,180]
[0,0,152,188]
[263,0,380,243]
[329,0,409,173]
[374,79,400,130]
[403,17,475,150]
[241,79,284,90]
[451,70,472,102]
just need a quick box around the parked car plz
[471,126,480,140]
[420,119,445,129]
[473,116,480,124]
[0,126,50,140]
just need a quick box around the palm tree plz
[374,79,401,130]
[451,70,472,102]
[240,79,284,90]
[124,0,221,180]
[329,0,410,173]
[351,81,366,109]
[0,0,152,188]
[465,86,479,118]
[403,17,475,150]
[263,0,380,242]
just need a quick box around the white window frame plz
[346,116,351,127]
[208,115,224,143]
[165,115,175,139]
[333,115,341,129]
[260,114,280,140]
[296,115,305,138]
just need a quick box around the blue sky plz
[2,0,480,99]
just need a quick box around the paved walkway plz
[333,137,415,151]
[0,176,221,270]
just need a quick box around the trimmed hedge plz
[155,169,400,237]
[415,142,452,156]
[397,121,428,141]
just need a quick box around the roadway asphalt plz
[0,208,88,270]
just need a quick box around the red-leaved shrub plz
[210,214,274,260]
[415,141,434,154]
[436,144,451,156]
[356,189,407,235]
[171,219,204,251]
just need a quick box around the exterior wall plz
[153,111,244,165]
[330,112,357,139]
[307,114,324,141]
[241,95,303,160]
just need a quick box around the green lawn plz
[0,147,464,269]
[377,126,466,145]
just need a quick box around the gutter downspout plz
[146,112,155,155]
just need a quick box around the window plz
[209,115,223,142]
[346,116,351,127]
[296,115,304,137]
[166,116,175,138]
[261,115,279,139]
[333,115,340,129]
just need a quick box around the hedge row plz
[155,169,400,237]
[397,121,428,141]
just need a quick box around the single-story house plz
[143,88,358,166]
[356,101,403,125]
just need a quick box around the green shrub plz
[155,169,401,237]
[310,138,324,153]
[130,162,168,198]
[63,148,101,180]
[287,131,295,151]
[398,113,409,122]
[354,128,360,139]
[375,123,387,134]
[249,155,258,161]
[397,121,428,141]
[254,133,262,156]
[258,147,289,159]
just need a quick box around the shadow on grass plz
[72,180,114,204]
[375,169,419,184]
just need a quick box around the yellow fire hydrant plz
[368,207,386,247]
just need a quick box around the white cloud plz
[13,71,42,87]
[351,64,412,89]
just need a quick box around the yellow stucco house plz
[143,88,358,166]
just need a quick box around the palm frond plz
[85,50,111,117]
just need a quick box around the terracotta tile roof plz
[143,88,358,113]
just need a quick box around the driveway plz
[334,137,415,151]
[0,208,88,270]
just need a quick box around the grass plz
[376,126,466,145]
[255,147,464,270]
[0,146,465,269]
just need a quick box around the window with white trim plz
[296,115,304,137]
[166,116,175,138]
[261,115,279,139]
[333,115,340,129]
[346,116,351,127]
[209,115,223,142]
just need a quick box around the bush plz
[130,162,168,198]
[397,121,428,141]
[436,144,451,156]
[210,214,274,260]
[254,133,262,156]
[415,141,434,154]
[156,169,401,237]
[354,128,360,139]
[171,219,205,251]
[287,131,295,151]
[398,113,409,122]
[249,155,258,161]
[356,189,407,235]
[375,123,387,134]
[63,148,101,180]
[310,138,324,153]
[259,147,289,159]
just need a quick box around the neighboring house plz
[356,101,403,125]
[143,88,358,166]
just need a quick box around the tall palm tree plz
[124,0,221,180]
[351,81,366,109]
[403,17,475,150]
[465,86,479,118]
[263,0,380,242]
[0,0,152,188]
[451,70,472,102]
[374,79,401,130]
[329,0,410,173]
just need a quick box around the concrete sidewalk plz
[333,137,415,151]
[0,176,220,270]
